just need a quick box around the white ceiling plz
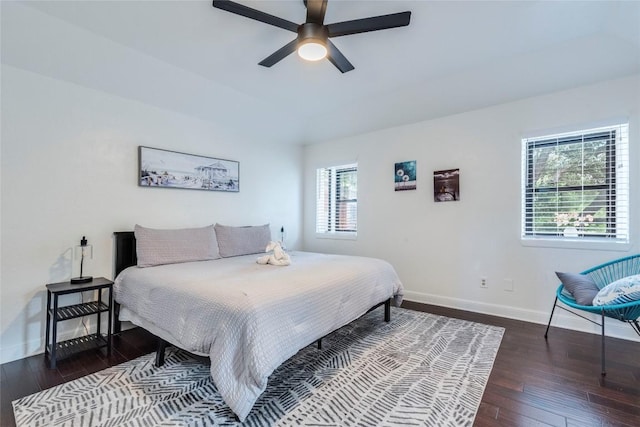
[5,0,640,145]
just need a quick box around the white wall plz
[2,2,638,366]
[1,2,304,364]
[0,65,303,363]
[303,75,640,341]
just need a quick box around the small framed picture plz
[139,146,239,192]
[395,161,417,191]
[434,169,459,202]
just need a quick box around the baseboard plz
[0,321,137,365]
[2,295,636,365]
[403,290,640,343]
[0,328,81,365]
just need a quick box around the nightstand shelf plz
[52,333,109,360]
[52,301,110,321]
[45,277,113,369]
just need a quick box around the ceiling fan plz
[212,0,411,73]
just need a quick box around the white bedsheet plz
[114,251,403,421]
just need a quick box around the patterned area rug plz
[13,307,504,426]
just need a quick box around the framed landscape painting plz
[139,146,239,192]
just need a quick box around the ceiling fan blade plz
[305,0,328,25]
[326,40,354,73]
[212,0,298,33]
[327,11,411,38]
[258,39,298,67]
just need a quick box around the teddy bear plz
[256,241,291,266]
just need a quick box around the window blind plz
[522,123,629,242]
[316,164,358,234]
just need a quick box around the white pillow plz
[214,223,271,257]
[135,224,220,267]
[592,274,640,306]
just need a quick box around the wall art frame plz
[395,160,417,191]
[434,168,460,202]
[138,146,239,192]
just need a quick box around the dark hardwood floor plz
[2,302,639,426]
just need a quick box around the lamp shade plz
[74,244,93,261]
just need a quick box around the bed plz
[112,230,404,421]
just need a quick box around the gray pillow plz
[215,223,271,257]
[135,224,220,267]
[555,271,600,306]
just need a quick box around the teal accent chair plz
[544,254,640,375]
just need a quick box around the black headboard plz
[114,231,137,277]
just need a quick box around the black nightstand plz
[44,277,113,369]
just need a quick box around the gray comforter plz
[114,251,403,421]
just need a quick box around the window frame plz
[521,123,630,250]
[315,163,358,239]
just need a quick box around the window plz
[522,123,629,244]
[316,163,358,236]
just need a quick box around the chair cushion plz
[592,274,640,306]
[555,272,600,306]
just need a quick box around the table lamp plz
[70,236,93,284]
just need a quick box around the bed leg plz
[385,299,391,322]
[113,302,121,334]
[317,338,322,350]
[155,338,168,367]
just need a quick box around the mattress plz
[114,251,403,421]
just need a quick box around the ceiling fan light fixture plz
[212,1,411,72]
[297,23,329,62]
[297,39,327,61]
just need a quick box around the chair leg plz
[631,320,640,336]
[544,296,558,339]
[601,310,606,376]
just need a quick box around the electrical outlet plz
[504,278,514,292]
[480,277,488,288]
